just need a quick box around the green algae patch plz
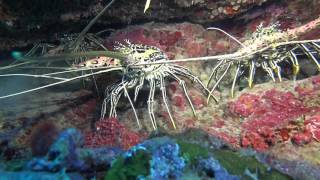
[0,159,28,171]
[176,131,290,180]
[213,150,291,180]
[177,140,209,165]
[104,150,150,180]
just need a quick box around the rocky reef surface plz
[0,0,270,48]
[0,0,320,179]
[1,0,319,50]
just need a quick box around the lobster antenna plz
[129,39,320,67]
[70,0,116,49]
[207,27,246,48]
[0,67,123,99]
[6,50,127,67]
[0,66,119,80]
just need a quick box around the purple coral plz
[150,143,185,179]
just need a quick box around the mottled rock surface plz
[0,0,275,50]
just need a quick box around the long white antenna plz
[207,27,246,48]
[0,67,123,99]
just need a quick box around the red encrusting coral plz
[304,114,320,142]
[291,130,312,145]
[228,93,260,117]
[227,89,319,151]
[105,27,183,54]
[64,98,98,127]
[191,94,205,110]
[105,22,228,62]
[105,28,162,50]
[241,132,270,151]
[184,40,207,57]
[159,31,182,47]
[119,130,142,150]
[172,94,187,110]
[278,128,290,141]
[84,118,143,150]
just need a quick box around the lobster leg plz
[207,62,231,103]
[134,76,145,102]
[207,60,225,87]
[108,82,125,117]
[299,43,320,71]
[231,62,241,98]
[147,78,157,130]
[310,42,320,51]
[101,80,141,128]
[289,49,300,76]
[167,70,197,117]
[269,60,282,82]
[123,85,141,129]
[171,65,218,102]
[261,61,276,82]
[288,49,300,86]
[100,83,120,119]
[159,74,176,129]
[248,60,256,88]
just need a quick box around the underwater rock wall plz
[3,0,320,50]
[0,0,270,27]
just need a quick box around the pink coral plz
[105,27,183,53]
[191,95,205,110]
[105,28,163,50]
[278,128,290,141]
[105,22,217,61]
[304,114,320,141]
[241,132,269,152]
[184,40,207,57]
[228,93,260,117]
[172,94,186,110]
[242,90,309,131]
[159,31,182,47]
[85,118,143,150]
[237,89,312,151]
[291,131,312,145]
